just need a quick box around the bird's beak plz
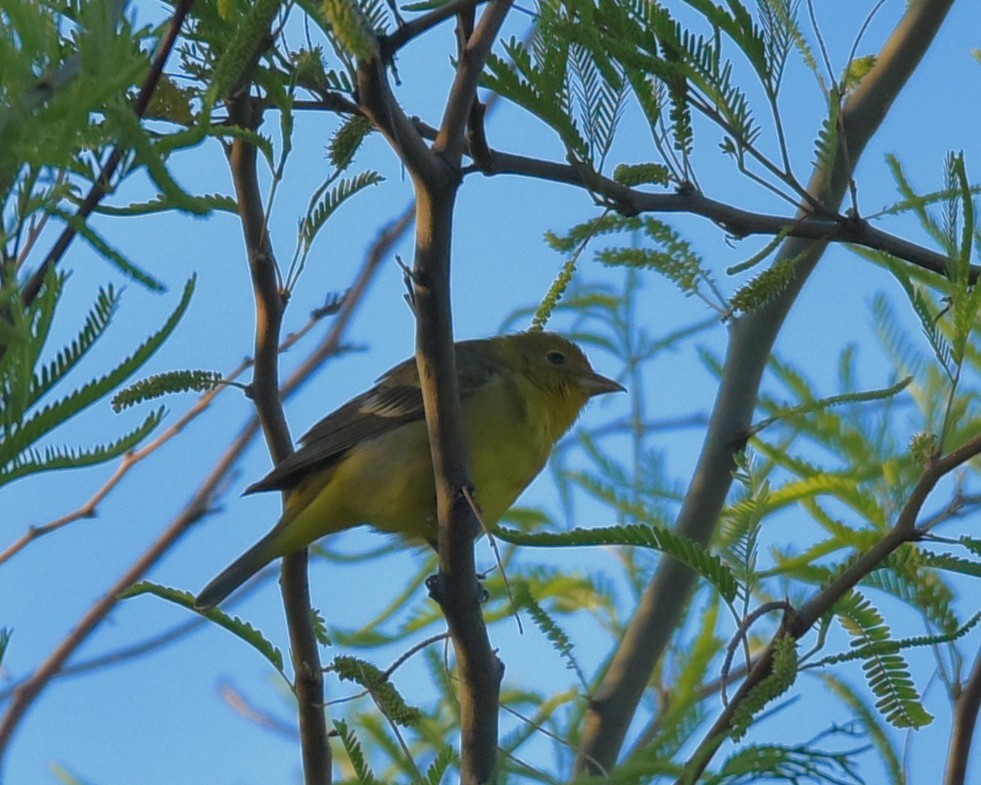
[580,372,626,397]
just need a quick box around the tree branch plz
[946,642,981,785]
[480,151,967,281]
[575,0,956,773]
[381,0,487,56]
[227,86,331,784]
[433,0,513,163]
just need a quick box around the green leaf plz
[0,277,194,466]
[121,581,286,677]
[515,581,587,689]
[111,370,223,412]
[833,591,933,729]
[0,407,163,487]
[497,523,739,603]
[334,719,381,785]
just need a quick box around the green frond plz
[310,606,332,646]
[765,470,887,527]
[728,634,798,741]
[50,207,165,291]
[713,737,865,785]
[1,267,62,426]
[329,115,374,171]
[729,257,797,314]
[757,0,800,95]
[483,41,587,157]
[121,581,286,677]
[869,548,959,635]
[0,277,194,469]
[424,746,457,785]
[569,40,627,167]
[515,582,587,689]
[330,655,422,727]
[917,551,981,579]
[30,284,120,407]
[813,612,980,670]
[721,453,768,598]
[496,524,739,603]
[820,674,905,785]
[321,0,379,60]
[753,376,912,434]
[594,217,708,297]
[726,227,790,276]
[111,370,223,412]
[885,257,954,379]
[811,103,840,178]
[871,293,927,381]
[106,104,215,217]
[300,170,384,253]
[333,719,382,785]
[204,124,275,167]
[92,193,238,217]
[833,591,933,729]
[206,0,283,103]
[0,407,163,487]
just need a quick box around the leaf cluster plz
[0,269,194,488]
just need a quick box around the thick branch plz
[946,643,981,785]
[382,0,486,56]
[575,0,956,773]
[433,0,513,162]
[358,4,516,778]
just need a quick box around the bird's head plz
[504,331,624,432]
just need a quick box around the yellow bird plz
[194,331,623,609]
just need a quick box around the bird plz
[194,331,624,609]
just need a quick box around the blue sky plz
[3,1,981,783]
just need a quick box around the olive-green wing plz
[245,341,502,494]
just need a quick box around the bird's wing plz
[245,344,502,494]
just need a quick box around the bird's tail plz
[194,534,280,611]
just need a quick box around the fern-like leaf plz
[424,746,457,785]
[0,407,164,487]
[111,370,223,412]
[515,582,587,688]
[330,654,422,727]
[300,170,384,252]
[0,277,194,466]
[333,719,382,785]
[833,591,933,729]
[121,581,286,677]
[497,523,738,602]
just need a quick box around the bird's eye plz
[546,350,566,366]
